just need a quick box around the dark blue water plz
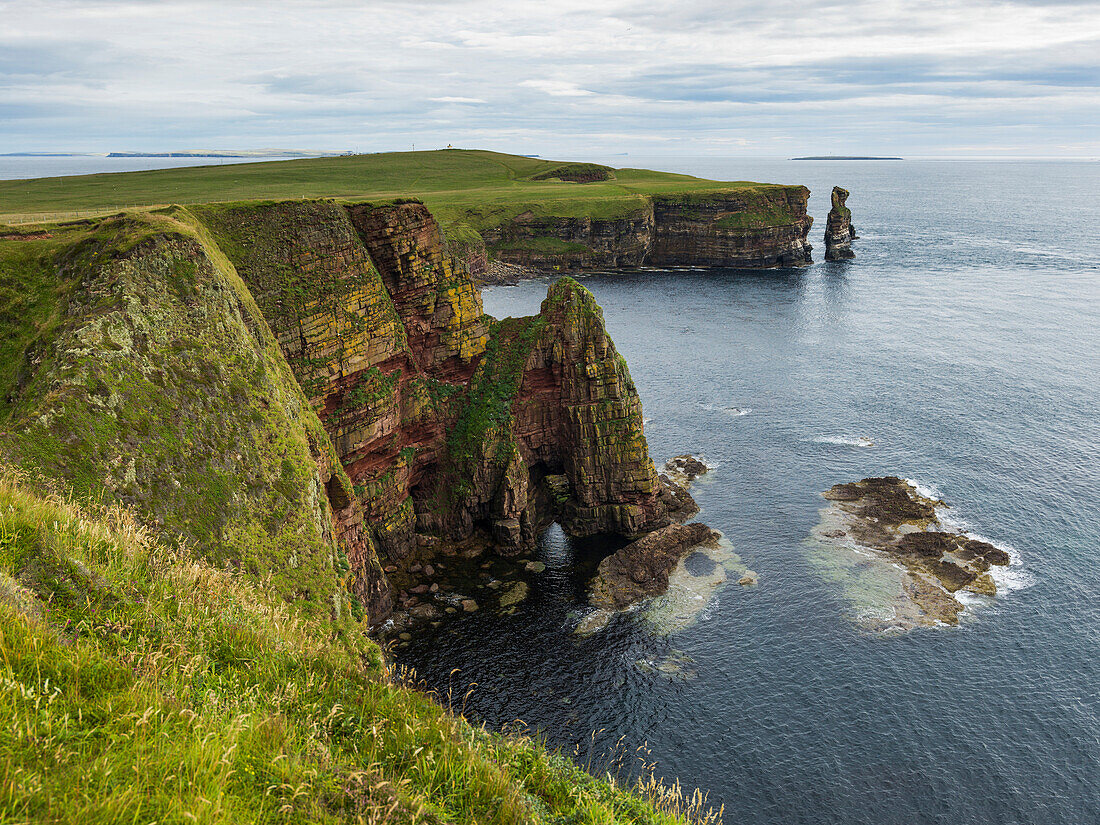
[414,159,1100,823]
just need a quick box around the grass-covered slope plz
[0,211,355,621]
[0,148,794,229]
[0,470,720,824]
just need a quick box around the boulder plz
[664,455,709,484]
[589,522,718,610]
[499,581,529,607]
[658,474,700,523]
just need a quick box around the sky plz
[2,0,1099,158]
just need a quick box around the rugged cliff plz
[0,211,383,623]
[824,186,857,260]
[2,199,678,631]
[474,186,813,274]
[0,191,718,823]
[648,189,814,268]
[481,208,655,269]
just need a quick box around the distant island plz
[791,155,902,160]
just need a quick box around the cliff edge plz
[477,187,814,273]
[2,200,681,631]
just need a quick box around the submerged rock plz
[635,649,698,682]
[499,581,529,607]
[589,522,719,610]
[664,455,710,485]
[810,477,1013,631]
[738,571,759,586]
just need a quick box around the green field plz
[0,149,791,227]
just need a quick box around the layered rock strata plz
[815,477,1010,628]
[477,187,814,274]
[823,186,857,260]
[193,200,680,623]
[0,212,390,624]
[648,190,813,268]
[480,209,654,270]
[3,198,693,631]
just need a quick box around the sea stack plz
[824,186,857,260]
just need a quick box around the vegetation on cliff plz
[0,150,793,223]
[0,213,362,623]
[0,470,719,823]
[0,203,718,822]
[530,163,614,183]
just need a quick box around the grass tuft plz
[0,467,721,824]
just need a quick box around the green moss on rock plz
[0,211,357,622]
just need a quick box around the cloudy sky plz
[3,0,1099,157]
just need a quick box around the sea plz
[414,158,1100,824]
[8,154,1098,824]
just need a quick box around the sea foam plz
[813,435,875,447]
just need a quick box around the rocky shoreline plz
[381,454,729,643]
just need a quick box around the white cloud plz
[520,80,596,97]
[0,0,1097,156]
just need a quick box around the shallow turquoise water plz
[398,159,1100,824]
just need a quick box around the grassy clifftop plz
[0,470,717,824]
[0,148,797,228]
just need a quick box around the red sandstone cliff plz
[197,199,673,624]
[824,186,857,261]
[478,187,813,273]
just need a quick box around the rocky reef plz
[2,198,695,632]
[583,454,716,616]
[476,187,814,273]
[810,477,1011,630]
[589,522,719,610]
[823,186,857,260]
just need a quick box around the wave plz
[915,484,1035,597]
[697,402,752,418]
[903,477,945,502]
[941,523,1034,595]
[813,435,875,448]
[1013,245,1098,266]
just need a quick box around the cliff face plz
[0,212,386,623]
[481,209,654,270]
[511,279,668,539]
[824,186,857,260]
[2,201,675,629]
[648,190,814,268]
[191,199,670,619]
[479,186,813,274]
